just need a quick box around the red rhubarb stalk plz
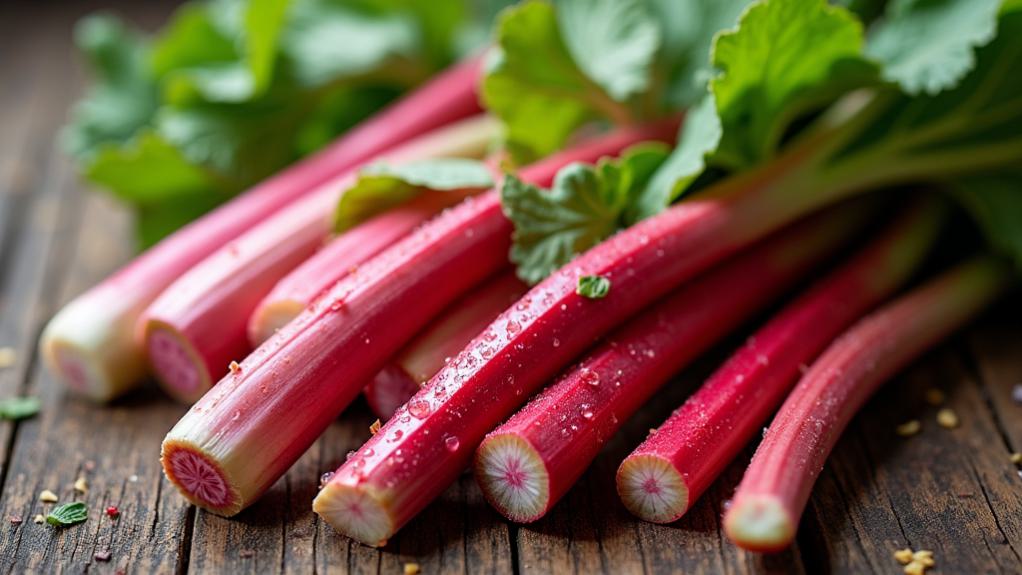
[161,122,678,517]
[39,57,483,401]
[473,202,873,523]
[616,197,944,524]
[312,128,879,546]
[723,255,1011,552]
[142,116,498,403]
[364,271,527,419]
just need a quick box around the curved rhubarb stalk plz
[249,193,475,345]
[40,57,483,401]
[723,256,1011,552]
[364,271,527,419]
[473,201,873,523]
[617,197,944,524]
[142,116,498,403]
[161,122,679,517]
[312,130,876,546]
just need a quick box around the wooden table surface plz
[1,2,1021,573]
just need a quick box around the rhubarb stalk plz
[161,122,679,517]
[40,57,483,401]
[311,128,881,546]
[142,116,498,403]
[364,271,527,420]
[473,201,873,523]
[616,197,944,524]
[723,255,1011,552]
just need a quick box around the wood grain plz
[0,1,1019,574]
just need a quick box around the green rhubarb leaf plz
[46,502,88,527]
[84,131,221,204]
[62,14,158,161]
[642,0,878,205]
[867,0,1002,96]
[0,396,41,421]
[831,4,1022,184]
[482,0,658,163]
[577,275,611,299]
[630,95,721,220]
[709,0,876,170]
[502,144,669,284]
[333,159,495,233]
[950,171,1022,268]
[282,1,420,88]
[646,0,751,108]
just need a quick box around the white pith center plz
[476,437,547,521]
[169,450,230,507]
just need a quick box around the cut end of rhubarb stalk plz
[145,322,212,404]
[724,494,797,552]
[364,365,421,420]
[314,482,394,547]
[40,296,148,402]
[616,455,689,524]
[474,434,550,523]
[161,439,243,516]
[247,298,306,346]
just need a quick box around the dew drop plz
[444,435,460,452]
[319,472,334,488]
[408,399,431,419]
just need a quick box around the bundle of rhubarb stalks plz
[45,0,1021,553]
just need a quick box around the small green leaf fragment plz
[577,275,611,299]
[0,397,40,421]
[334,159,493,233]
[46,502,89,527]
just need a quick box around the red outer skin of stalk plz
[142,116,498,404]
[162,122,680,517]
[313,125,869,547]
[474,202,874,523]
[617,198,944,524]
[364,270,527,420]
[39,57,484,402]
[248,205,519,348]
[724,255,1011,553]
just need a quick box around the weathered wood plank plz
[0,2,192,574]
[802,332,1022,574]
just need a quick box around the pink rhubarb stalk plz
[249,210,520,348]
[723,255,1010,552]
[142,116,498,403]
[473,202,873,523]
[39,57,483,401]
[617,197,944,524]
[312,128,877,546]
[161,122,679,517]
[364,271,527,419]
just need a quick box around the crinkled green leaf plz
[630,95,721,220]
[62,15,158,160]
[502,144,669,284]
[867,0,1001,96]
[482,0,655,163]
[646,0,751,108]
[46,502,89,527]
[334,159,494,232]
[282,2,420,88]
[577,275,611,298]
[710,0,876,169]
[84,131,221,204]
[557,0,661,102]
[0,397,41,421]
